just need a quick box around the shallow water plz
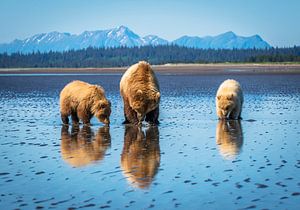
[1,73,300,209]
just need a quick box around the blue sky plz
[0,0,299,47]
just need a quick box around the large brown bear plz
[120,61,160,125]
[121,125,160,189]
[216,79,243,120]
[60,80,111,125]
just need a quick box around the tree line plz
[0,45,299,68]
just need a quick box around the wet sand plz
[1,63,300,74]
[1,71,300,209]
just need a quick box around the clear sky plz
[0,0,299,47]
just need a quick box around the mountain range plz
[0,25,271,54]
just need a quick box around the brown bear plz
[120,61,160,125]
[121,125,160,189]
[60,80,111,125]
[216,120,243,160]
[216,79,243,120]
[61,125,111,167]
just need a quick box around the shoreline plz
[1,63,300,74]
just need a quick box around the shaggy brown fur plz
[216,79,243,120]
[216,120,243,160]
[60,80,111,125]
[121,125,160,189]
[120,61,160,125]
[61,125,111,167]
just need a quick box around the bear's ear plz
[98,100,107,109]
[156,92,161,100]
[226,94,233,100]
[135,89,144,101]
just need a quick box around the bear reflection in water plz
[60,125,111,167]
[121,125,160,189]
[216,120,243,160]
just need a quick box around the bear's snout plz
[103,118,110,125]
[97,115,110,125]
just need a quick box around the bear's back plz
[120,61,159,94]
[217,79,242,97]
[60,80,105,101]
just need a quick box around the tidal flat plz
[0,69,300,209]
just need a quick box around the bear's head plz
[131,90,160,121]
[92,99,111,125]
[216,94,236,119]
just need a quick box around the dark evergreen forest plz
[0,45,299,68]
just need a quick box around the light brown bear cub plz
[216,79,243,120]
[60,80,111,125]
[120,61,160,125]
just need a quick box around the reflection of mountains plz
[121,125,160,189]
[61,125,111,167]
[216,120,243,160]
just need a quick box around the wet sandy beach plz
[1,67,300,209]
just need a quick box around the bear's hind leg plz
[145,107,159,125]
[61,113,69,125]
[77,103,91,125]
[71,110,79,124]
[60,99,71,124]
[77,111,92,125]
[122,101,130,124]
[123,98,138,124]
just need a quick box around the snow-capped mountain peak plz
[0,26,271,54]
[107,25,139,39]
[142,35,169,46]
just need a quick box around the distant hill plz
[173,31,270,49]
[0,26,271,54]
